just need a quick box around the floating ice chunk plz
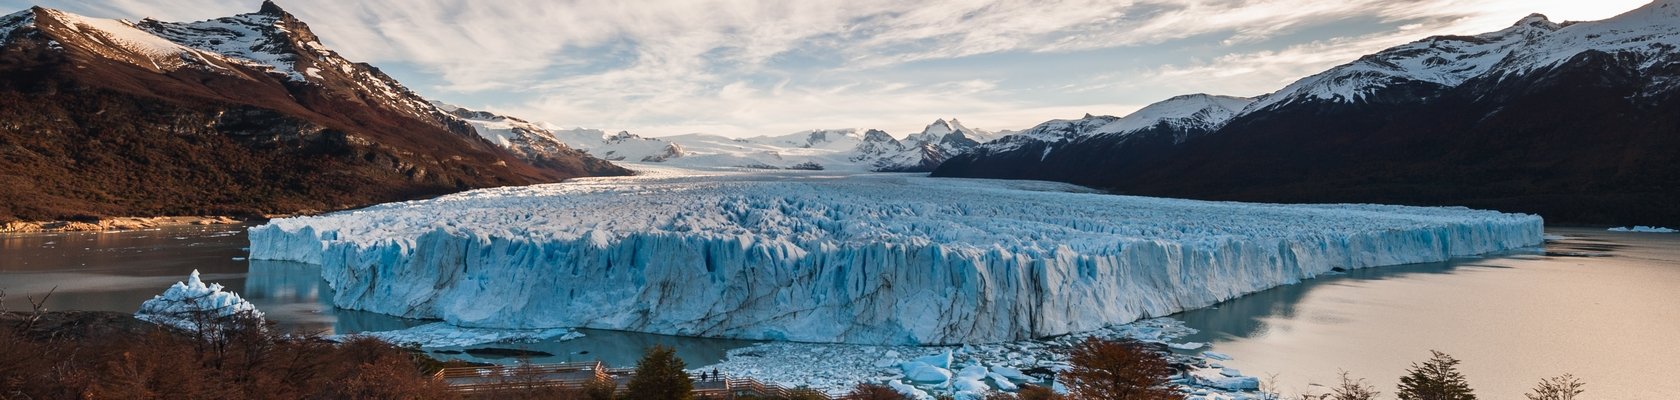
[1608,226,1677,233]
[1193,368,1261,391]
[889,380,930,399]
[986,372,1019,391]
[341,322,582,348]
[1169,342,1207,350]
[952,377,990,396]
[992,366,1034,382]
[901,362,953,384]
[916,351,954,369]
[135,270,263,332]
[1202,351,1233,361]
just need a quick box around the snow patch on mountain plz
[15,8,237,73]
[250,166,1542,345]
[1091,94,1255,140]
[137,10,316,81]
[431,101,590,163]
[0,8,33,44]
[134,3,448,122]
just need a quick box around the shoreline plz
[0,215,254,234]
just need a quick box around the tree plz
[1060,338,1185,400]
[1327,370,1380,400]
[848,383,908,400]
[1525,374,1585,400]
[625,345,694,400]
[1396,351,1476,400]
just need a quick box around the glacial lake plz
[2,225,1674,398]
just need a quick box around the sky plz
[1,0,1653,137]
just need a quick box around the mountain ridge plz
[935,3,1680,226]
[0,3,627,222]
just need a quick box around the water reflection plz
[1172,230,1679,399]
[242,259,758,366]
[1171,254,1528,342]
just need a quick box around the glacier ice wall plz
[250,169,1543,345]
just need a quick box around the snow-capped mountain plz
[1248,2,1680,113]
[1093,94,1255,140]
[467,118,998,172]
[133,3,483,135]
[937,1,1680,226]
[938,94,1254,180]
[429,102,616,169]
[0,2,626,222]
[965,94,1254,157]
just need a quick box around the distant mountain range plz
[0,1,627,221]
[936,1,1680,226]
[441,102,1001,172]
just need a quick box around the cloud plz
[1,0,1654,136]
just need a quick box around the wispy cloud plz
[1,0,1652,136]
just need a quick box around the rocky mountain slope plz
[0,2,627,222]
[936,1,1680,226]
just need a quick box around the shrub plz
[1060,337,1184,400]
[1327,370,1380,400]
[1015,384,1062,400]
[1525,374,1585,400]
[847,383,907,400]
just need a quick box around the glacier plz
[249,167,1542,345]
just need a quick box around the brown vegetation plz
[0,309,457,400]
[847,383,907,400]
[1060,338,1184,400]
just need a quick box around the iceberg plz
[250,168,1543,345]
[136,270,264,332]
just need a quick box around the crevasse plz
[249,170,1543,345]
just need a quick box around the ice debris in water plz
[135,270,263,332]
[1608,226,1677,233]
[706,318,1272,399]
[339,322,583,348]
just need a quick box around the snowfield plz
[249,167,1542,345]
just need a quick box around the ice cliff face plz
[250,167,1542,345]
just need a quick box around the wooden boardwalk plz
[435,361,836,399]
